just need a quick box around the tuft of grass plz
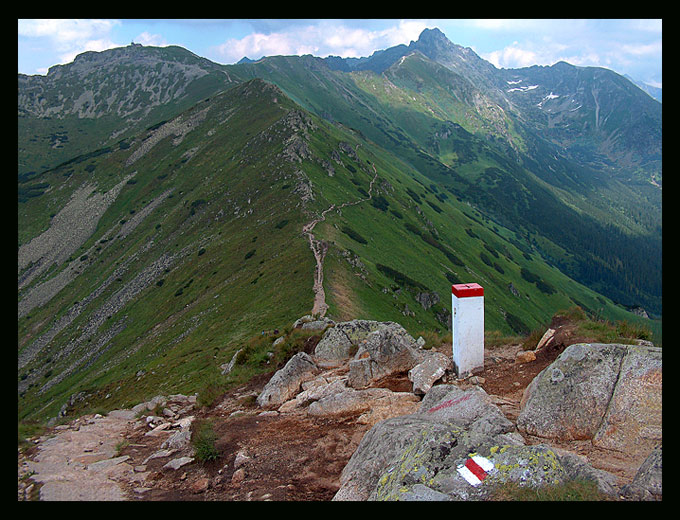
[192,419,220,463]
[485,330,524,349]
[18,420,47,450]
[196,377,226,409]
[576,317,653,345]
[520,328,546,351]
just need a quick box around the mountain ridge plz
[18,31,661,425]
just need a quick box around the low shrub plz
[341,225,368,244]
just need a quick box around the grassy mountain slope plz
[228,52,661,315]
[18,44,240,179]
[18,79,656,424]
[18,38,661,316]
[19,80,315,420]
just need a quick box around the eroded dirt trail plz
[302,164,379,317]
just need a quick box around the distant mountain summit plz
[624,74,662,103]
[324,28,661,180]
[18,43,237,177]
[18,29,661,425]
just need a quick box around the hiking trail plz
[302,162,379,317]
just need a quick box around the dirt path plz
[19,330,646,501]
[302,164,379,317]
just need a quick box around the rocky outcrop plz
[313,320,387,361]
[517,343,662,456]
[347,323,422,388]
[620,446,663,500]
[255,319,446,424]
[333,384,601,501]
[292,315,336,331]
[327,337,662,501]
[249,319,663,501]
[256,352,321,408]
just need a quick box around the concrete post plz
[451,283,484,377]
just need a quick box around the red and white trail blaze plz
[456,455,495,486]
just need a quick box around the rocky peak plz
[411,27,451,50]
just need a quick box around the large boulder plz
[347,323,422,388]
[307,387,420,425]
[620,445,663,500]
[408,351,452,395]
[292,315,335,331]
[517,343,626,440]
[592,345,662,455]
[517,343,662,454]
[333,384,618,501]
[256,352,320,408]
[314,320,387,360]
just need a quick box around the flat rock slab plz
[25,414,133,501]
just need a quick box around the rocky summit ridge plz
[19,316,661,501]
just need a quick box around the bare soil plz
[20,320,645,501]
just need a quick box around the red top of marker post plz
[452,283,484,298]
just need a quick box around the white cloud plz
[212,19,430,63]
[620,40,662,57]
[18,19,120,45]
[216,31,311,62]
[134,31,169,47]
[58,38,121,65]
[19,19,123,68]
[485,43,540,69]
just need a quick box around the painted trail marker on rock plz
[457,455,495,486]
[451,283,484,377]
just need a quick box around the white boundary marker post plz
[451,283,484,377]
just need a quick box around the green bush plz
[520,267,540,284]
[341,225,368,244]
[376,263,428,291]
[505,312,530,335]
[371,195,389,211]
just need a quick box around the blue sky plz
[17,19,662,88]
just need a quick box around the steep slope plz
[499,61,662,184]
[18,33,661,318]
[229,46,661,315]
[18,79,653,425]
[18,43,241,178]
[19,80,317,420]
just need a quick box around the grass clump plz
[196,382,224,409]
[192,419,220,463]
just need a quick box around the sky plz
[17,19,663,88]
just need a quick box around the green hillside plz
[18,79,657,424]
[228,52,661,316]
